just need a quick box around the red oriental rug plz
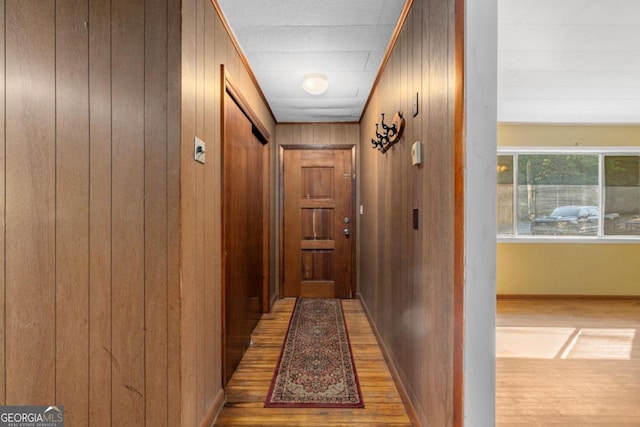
[264,298,364,408]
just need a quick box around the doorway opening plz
[279,145,356,299]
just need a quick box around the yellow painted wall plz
[497,125,640,296]
[499,124,640,147]
[497,243,640,295]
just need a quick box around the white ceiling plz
[499,0,640,124]
[217,0,640,124]
[216,0,406,122]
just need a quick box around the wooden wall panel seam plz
[110,0,146,423]
[55,0,91,424]
[88,0,114,424]
[144,0,172,424]
[180,0,198,424]
[166,1,182,425]
[0,0,6,407]
[195,0,207,417]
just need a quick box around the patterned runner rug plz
[264,298,364,408]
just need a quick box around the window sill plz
[497,235,640,244]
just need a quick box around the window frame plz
[498,146,640,243]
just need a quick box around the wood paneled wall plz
[277,123,360,147]
[0,0,274,425]
[358,0,460,425]
[1,0,181,425]
[181,1,276,425]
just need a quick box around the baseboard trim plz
[200,388,225,427]
[357,293,421,427]
[498,294,640,301]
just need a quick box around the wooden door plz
[282,147,355,298]
[223,91,267,384]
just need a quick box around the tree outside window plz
[497,151,640,238]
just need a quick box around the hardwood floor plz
[497,299,640,426]
[214,298,412,426]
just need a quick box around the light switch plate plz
[194,137,205,164]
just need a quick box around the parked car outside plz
[530,205,601,236]
[624,216,640,235]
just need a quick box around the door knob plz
[343,228,350,236]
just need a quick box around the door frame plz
[278,144,357,299]
[221,66,271,385]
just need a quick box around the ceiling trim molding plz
[211,0,277,123]
[277,121,360,126]
[359,0,414,123]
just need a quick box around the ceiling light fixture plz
[302,73,328,95]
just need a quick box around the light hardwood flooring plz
[214,298,412,426]
[497,299,640,426]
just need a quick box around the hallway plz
[214,298,412,426]
[0,0,494,424]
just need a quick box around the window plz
[604,155,640,236]
[498,149,640,239]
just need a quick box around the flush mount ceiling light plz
[302,73,328,95]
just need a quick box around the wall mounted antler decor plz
[371,111,405,153]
